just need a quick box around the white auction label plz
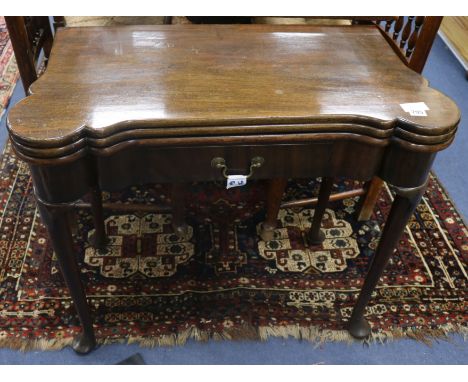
[400,102,429,117]
[226,175,247,189]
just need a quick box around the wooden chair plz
[4,16,55,94]
[267,17,443,224]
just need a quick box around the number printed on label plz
[226,175,247,189]
[400,102,429,117]
[409,109,427,116]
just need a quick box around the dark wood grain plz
[307,176,334,245]
[6,24,460,351]
[5,17,37,92]
[89,186,108,250]
[259,178,288,241]
[35,198,96,354]
[280,188,366,209]
[5,16,54,93]
[348,181,428,338]
[357,177,385,221]
[379,17,442,73]
[8,24,459,156]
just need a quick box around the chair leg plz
[171,183,190,236]
[67,209,80,237]
[308,176,334,245]
[259,178,288,241]
[89,187,108,250]
[348,181,427,338]
[357,176,384,221]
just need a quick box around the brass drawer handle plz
[211,156,265,179]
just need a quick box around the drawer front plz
[97,141,384,191]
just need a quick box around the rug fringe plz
[0,337,74,352]
[0,323,465,352]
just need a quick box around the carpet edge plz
[429,171,468,227]
[1,323,466,352]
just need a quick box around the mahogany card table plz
[7,25,460,354]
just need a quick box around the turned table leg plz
[347,181,427,339]
[308,176,334,245]
[36,196,97,354]
[89,186,108,250]
[259,178,288,241]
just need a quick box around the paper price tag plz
[400,102,429,117]
[226,175,247,189]
[408,109,427,117]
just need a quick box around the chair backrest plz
[5,16,54,93]
[377,17,443,73]
[53,16,66,29]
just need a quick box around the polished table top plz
[7,24,459,159]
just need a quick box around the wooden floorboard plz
[440,17,468,71]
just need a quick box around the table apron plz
[28,141,436,203]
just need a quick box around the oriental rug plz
[0,142,466,351]
[0,16,19,121]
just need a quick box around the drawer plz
[96,141,384,191]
